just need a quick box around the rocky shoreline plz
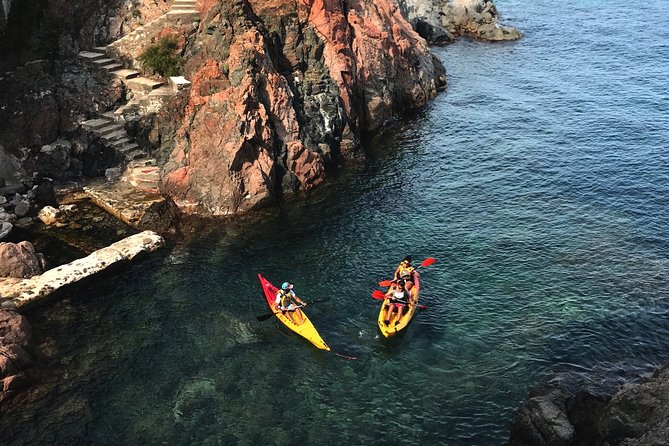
[510,360,669,445]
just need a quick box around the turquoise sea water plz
[3,0,669,444]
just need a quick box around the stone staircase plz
[73,0,200,228]
[108,0,199,61]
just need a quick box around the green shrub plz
[138,36,183,77]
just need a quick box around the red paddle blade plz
[420,257,436,267]
[372,290,387,300]
[378,280,393,287]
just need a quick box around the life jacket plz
[397,263,415,280]
[391,288,409,303]
[277,289,296,308]
[392,289,406,300]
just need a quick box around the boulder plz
[33,179,57,207]
[0,241,45,278]
[0,222,11,240]
[0,212,16,223]
[0,310,33,404]
[37,206,60,225]
[510,388,575,446]
[599,364,669,446]
[13,200,29,217]
[13,217,33,229]
[510,362,669,446]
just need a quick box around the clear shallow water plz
[4,0,669,444]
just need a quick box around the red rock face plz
[160,0,445,216]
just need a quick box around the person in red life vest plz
[275,282,306,324]
[383,279,411,325]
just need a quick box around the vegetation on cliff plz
[138,36,184,77]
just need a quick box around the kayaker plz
[383,279,410,325]
[275,282,306,324]
[394,256,418,290]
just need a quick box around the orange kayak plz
[377,274,421,337]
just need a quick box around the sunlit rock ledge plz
[0,231,164,310]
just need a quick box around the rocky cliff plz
[0,0,446,217]
[153,0,446,215]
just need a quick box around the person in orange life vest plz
[394,255,418,291]
[383,279,411,325]
[275,282,306,324]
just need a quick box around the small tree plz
[138,36,183,77]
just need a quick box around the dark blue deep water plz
[3,0,669,444]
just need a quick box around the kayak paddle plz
[255,299,329,321]
[378,257,436,287]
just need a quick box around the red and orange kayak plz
[258,274,330,351]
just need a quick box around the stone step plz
[101,111,117,120]
[79,51,106,60]
[131,172,160,181]
[149,86,177,97]
[132,180,160,193]
[110,136,131,147]
[134,167,160,176]
[111,69,141,80]
[82,118,111,130]
[125,150,148,161]
[126,77,164,93]
[114,104,140,115]
[128,158,157,168]
[93,58,116,65]
[101,129,128,142]
[96,123,125,136]
[117,142,140,154]
[102,63,124,71]
[93,46,108,53]
[171,4,196,10]
[166,10,200,17]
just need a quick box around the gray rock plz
[13,200,30,217]
[0,222,12,240]
[10,193,21,206]
[0,212,16,223]
[14,217,33,229]
[0,196,6,205]
[510,389,575,446]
